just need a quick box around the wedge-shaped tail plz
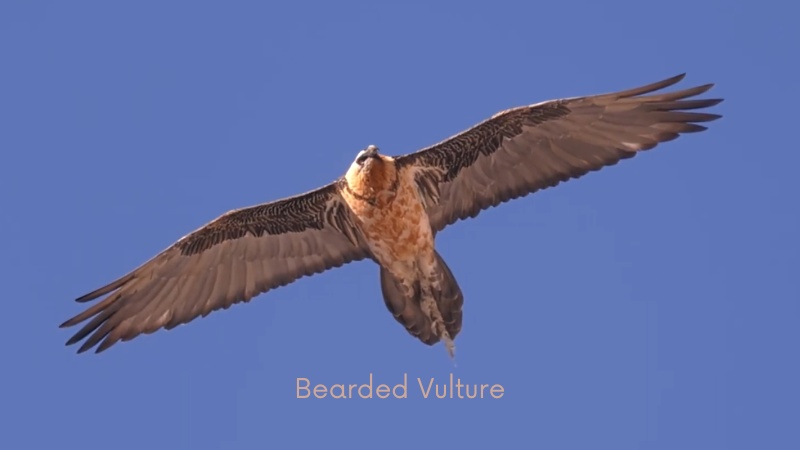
[380,250,463,354]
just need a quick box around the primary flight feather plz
[61,73,723,355]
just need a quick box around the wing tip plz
[75,273,134,303]
[75,294,96,303]
[64,332,118,355]
[617,73,686,98]
[62,328,93,353]
[670,72,688,84]
[688,83,715,96]
[63,334,90,353]
[94,339,116,354]
[59,318,77,329]
[615,72,721,101]
[76,341,94,354]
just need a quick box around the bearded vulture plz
[60,73,723,355]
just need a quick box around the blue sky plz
[2,1,797,449]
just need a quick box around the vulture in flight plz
[61,73,723,356]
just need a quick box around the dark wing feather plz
[60,180,371,354]
[396,74,723,232]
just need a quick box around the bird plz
[61,73,723,356]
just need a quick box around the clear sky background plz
[1,1,797,449]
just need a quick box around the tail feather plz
[434,251,463,337]
[380,250,464,348]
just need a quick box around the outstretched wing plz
[396,74,723,232]
[60,181,371,354]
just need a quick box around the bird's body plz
[342,150,424,266]
[341,149,462,355]
[61,74,723,355]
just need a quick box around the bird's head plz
[353,144,380,167]
[344,145,398,202]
